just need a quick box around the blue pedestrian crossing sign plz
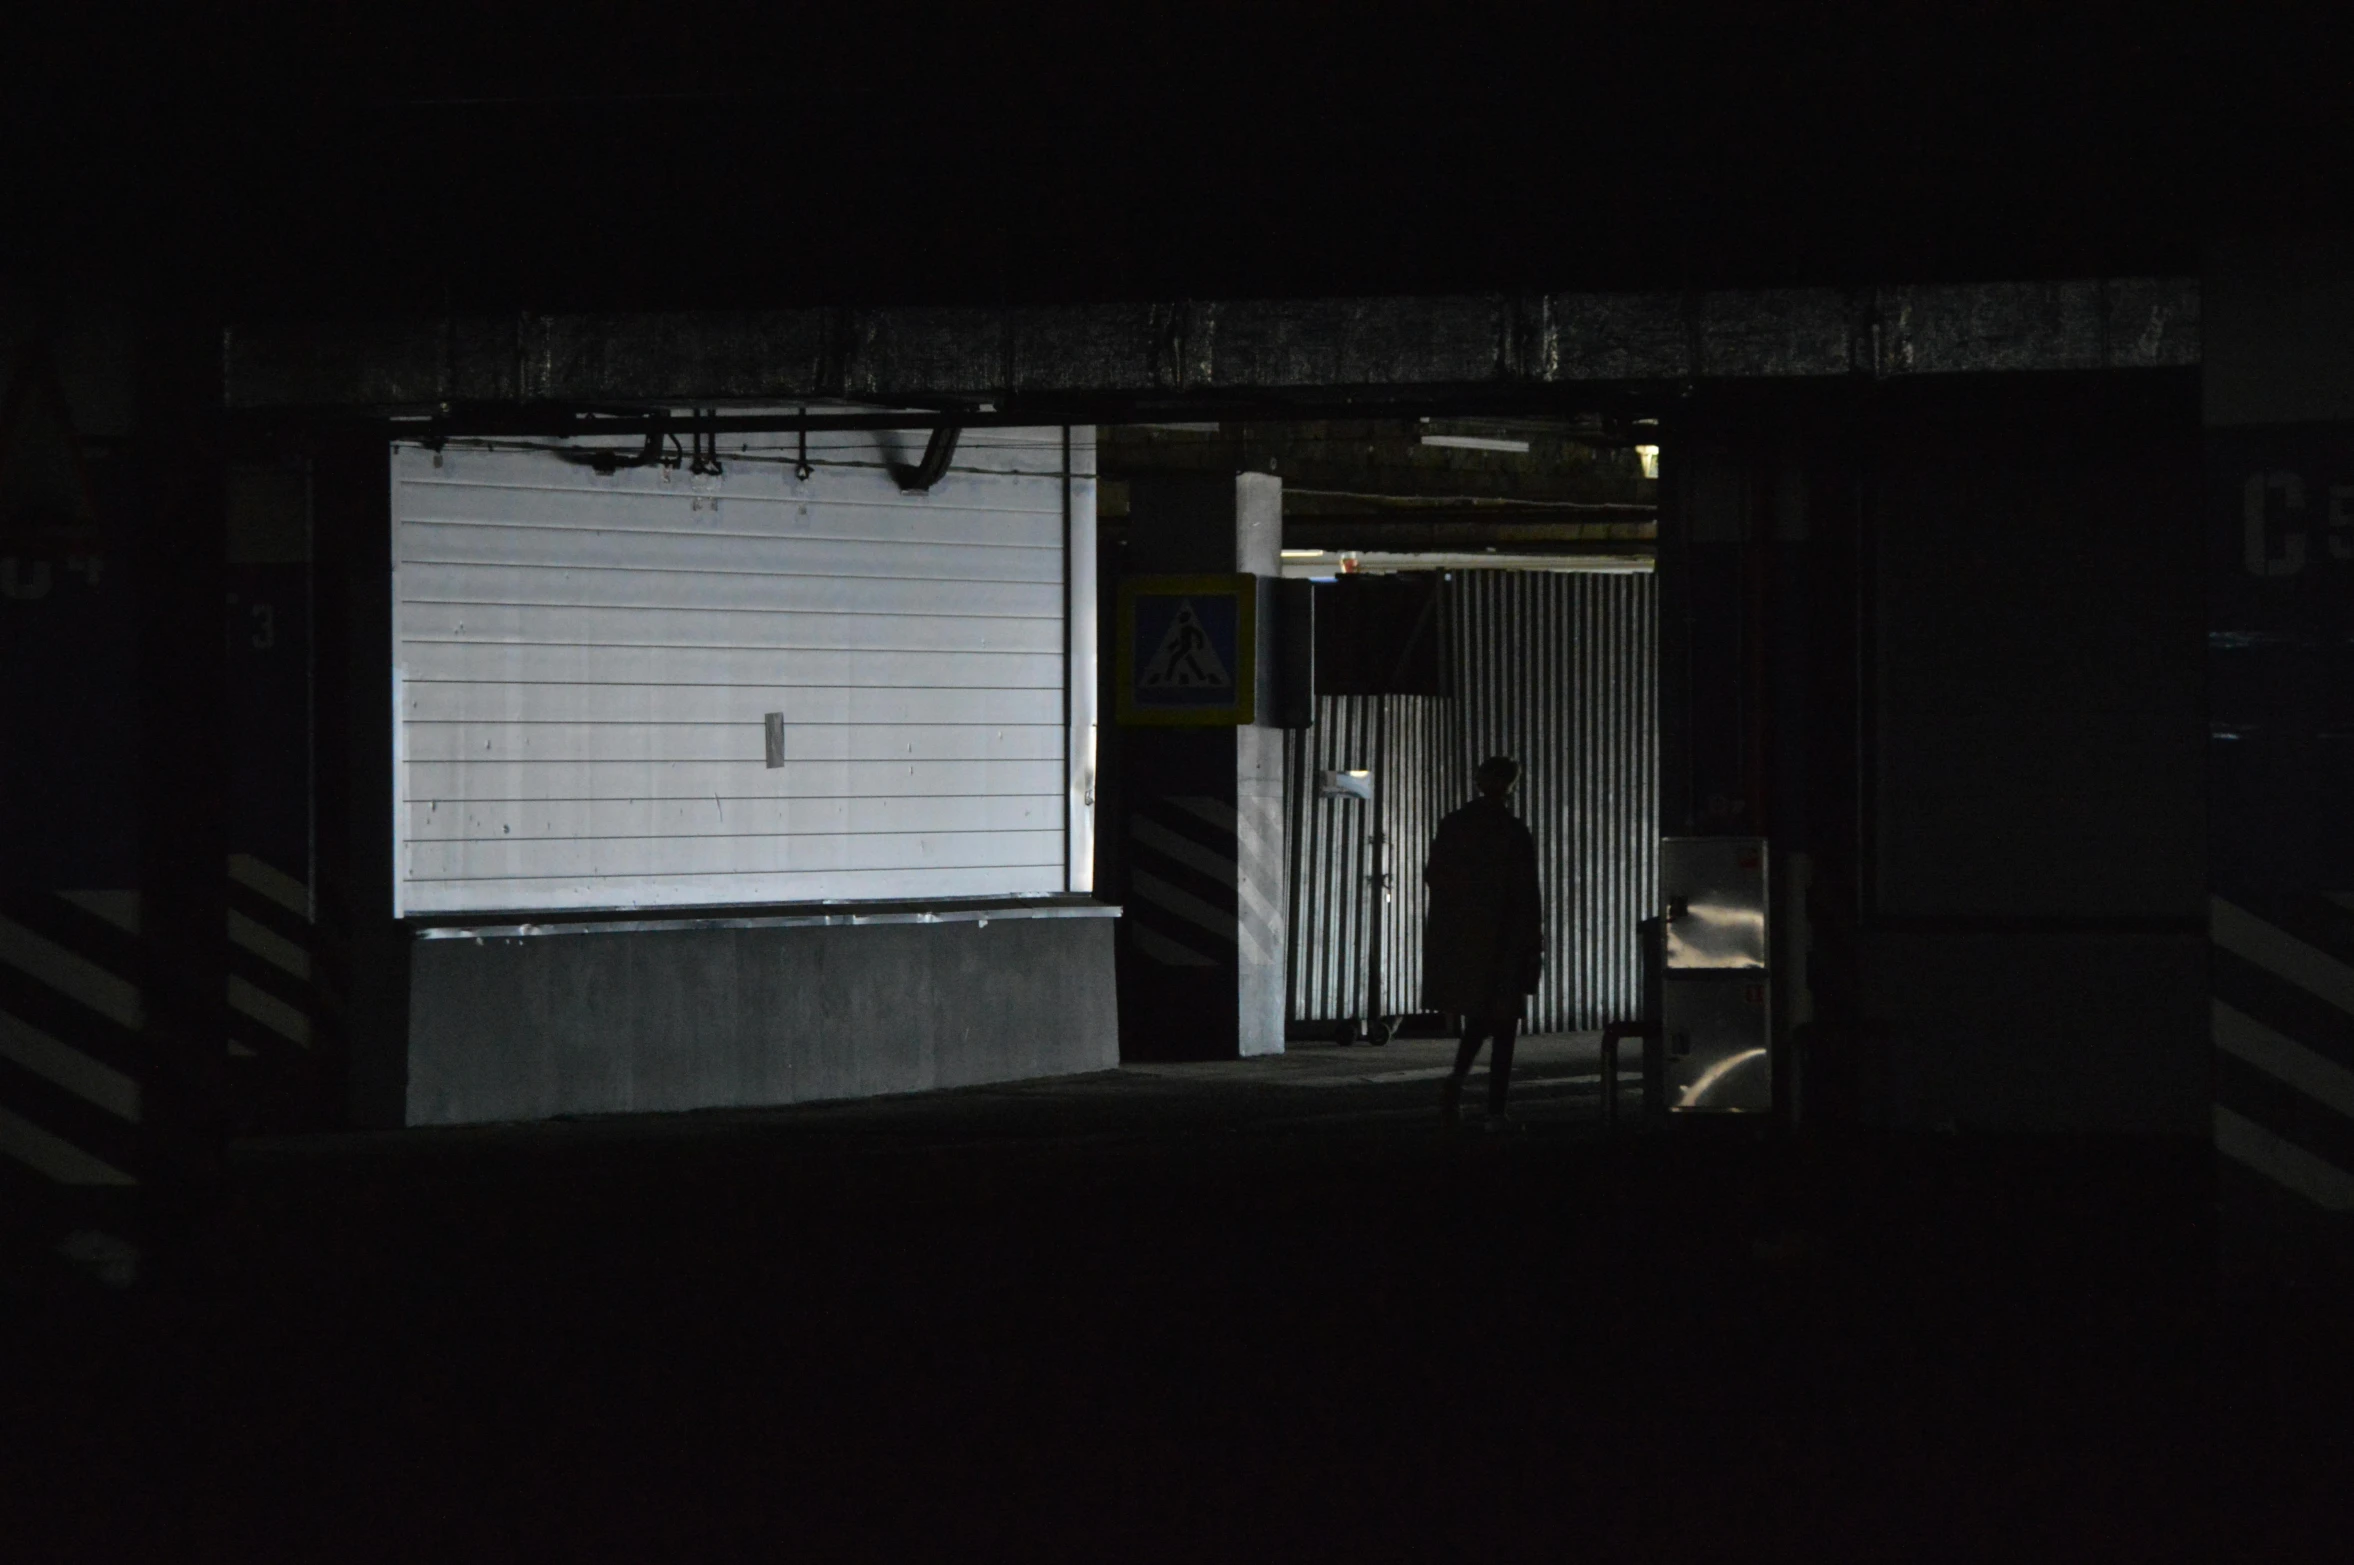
[1117,574,1258,725]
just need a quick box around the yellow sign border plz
[1115,573,1258,726]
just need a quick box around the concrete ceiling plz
[1100,417,1657,563]
[7,8,2335,316]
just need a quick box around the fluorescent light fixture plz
[1277,551,1653,577]
[1279,548,1327,559]
[1635,444,1660,480]
[1421,434,1531,454]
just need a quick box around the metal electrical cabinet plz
[1660,837,1772,1113]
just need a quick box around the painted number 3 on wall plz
[227,592,277,648]
[2244,470,2354,576]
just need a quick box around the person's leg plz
[1451,1019,1487,1080]
[1487,1019,1519,1118]
[1443,1019,1487,1126]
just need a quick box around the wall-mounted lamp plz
[1318,769,1373,801]
[1635,444,1660,480]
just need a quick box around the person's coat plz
[1420,795,1545,1018]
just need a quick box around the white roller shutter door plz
[390,427,1094,915]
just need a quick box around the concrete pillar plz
[1113,473,1285,1060]
[2205,235,2354,1240]
[312,426,409,1129]
[135,320,230,1232]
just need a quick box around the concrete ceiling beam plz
[223,279,2200,413]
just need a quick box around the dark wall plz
[1667,379,2208,1136]
[0,461,139,889]
[1869,413,2206,919]
[0,323,148,1221]
[406,915,1119,1125]
[1862,385,2207,1135]
[2204,236,2354,1220]
[21,10,2335,317]
[134,321,229,1205]
[223,465,312,883]
[1859,931,2208,1135]
[1659,442,1764,837]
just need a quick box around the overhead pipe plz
[550,422,672,475]
[889,422,961,493]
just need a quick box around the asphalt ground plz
[6,1037,2353,1560]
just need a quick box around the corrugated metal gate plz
[1283,571,1657,1034]
[1285,695,1461,1027]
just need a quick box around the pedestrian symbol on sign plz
[1137,600,1231,690]
[1117,573,1256,725]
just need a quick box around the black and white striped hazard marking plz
[1,856,320,1190]
[2211,893,2354,1210]
[0,888,143,1187]
[1125,793,1284,972]
[227,853,314,1060]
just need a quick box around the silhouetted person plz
[1424,755,1544,1130]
